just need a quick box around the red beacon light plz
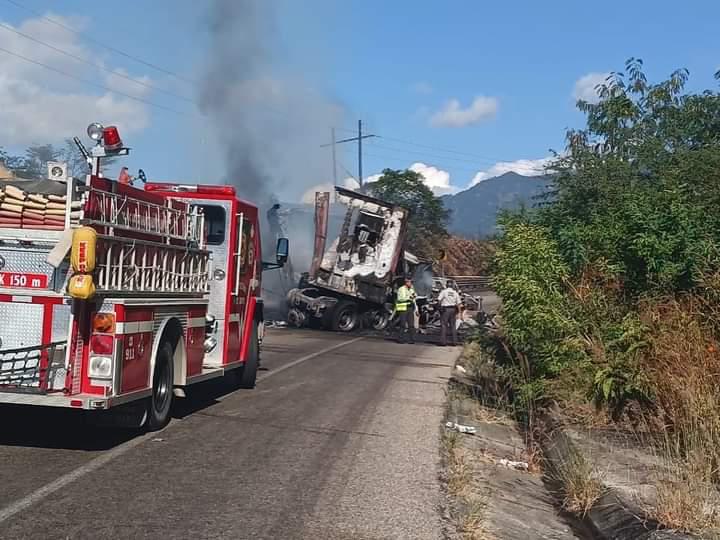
[102,125,123,152]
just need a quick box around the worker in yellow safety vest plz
[395,277,417,344]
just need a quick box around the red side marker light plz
[70,399,83,408]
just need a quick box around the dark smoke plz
[198,0,346,205]
[199,1,347,319]
[198,0,272,203]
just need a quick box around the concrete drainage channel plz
[441,376,599,540]
[441,367,701,540]
[539,412,697,540]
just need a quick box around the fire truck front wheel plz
[236,323,259,389]
[147,341,174,431]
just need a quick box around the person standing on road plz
[395,277,417,344]
[438,283,461,346]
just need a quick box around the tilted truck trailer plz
[0,123,288,430]
[286,186,414,332]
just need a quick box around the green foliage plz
[493,222,583,377]
[369,168,450,257]
[587,314,652,419]
[490,60,720,419]
[540,59,720,295]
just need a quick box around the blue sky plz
[1,0,718,200]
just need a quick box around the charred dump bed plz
[287,186,412,333]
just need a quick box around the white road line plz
[0,433,152,524]
[257,337,364,383]
[0,335,363,525]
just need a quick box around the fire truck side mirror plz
[276,237,289,266]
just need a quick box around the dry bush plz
[442,236,495,276]
[640,297,720,472]
[639,297,720,535]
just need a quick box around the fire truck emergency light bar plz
[144,183,236,195]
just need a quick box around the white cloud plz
[430,96,498,128]
[411,81,433,94]
[469,157,553,187]
[300,177,359,204]
[573,72,610,104]
[0,13,151,145]
[408,162,457,195]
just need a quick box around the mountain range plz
[442,171,553,238]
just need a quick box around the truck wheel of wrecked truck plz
[365,309,390,331]
[325,300,360,332]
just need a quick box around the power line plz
[379,134,512,162]
[368,141,500,166]
[0,21,197,105]
[363,151,487,175]
[3,0,196,84]
[0,46,189,115]
[337,125,514,164]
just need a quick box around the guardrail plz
[449,275,493,292]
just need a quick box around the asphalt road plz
[0,329,458,540]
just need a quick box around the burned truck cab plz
[287,187,410,332]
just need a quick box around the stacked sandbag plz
[0,185,23,227]
[0,185,81,230]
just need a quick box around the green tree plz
[538,59,720,295]
[0,140,118,180]
[369,168,450,258]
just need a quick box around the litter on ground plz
[445,421,477,435]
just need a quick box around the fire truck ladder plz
[82,187,210,295]
[82,187,205,245]
[95,237,210,294]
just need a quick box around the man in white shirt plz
[437,283,461,346]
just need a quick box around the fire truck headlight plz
[89,355,113,379]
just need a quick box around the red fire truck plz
[0,123,288,430]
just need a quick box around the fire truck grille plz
[0,341,67,394]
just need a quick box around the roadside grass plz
[640,297,720,536]
[442,371,494,540]
[549,443,605,517]
[442,429,473,498]
[457,498,492,540]
[648,416,720,537]
[441,423,493,539]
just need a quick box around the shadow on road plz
[0,404,141,451]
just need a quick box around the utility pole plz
[321,121,376,189]
[330,127,337,188]
[357,120,363,187]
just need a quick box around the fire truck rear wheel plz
[147,341,174,431]
[237,323,259,389]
